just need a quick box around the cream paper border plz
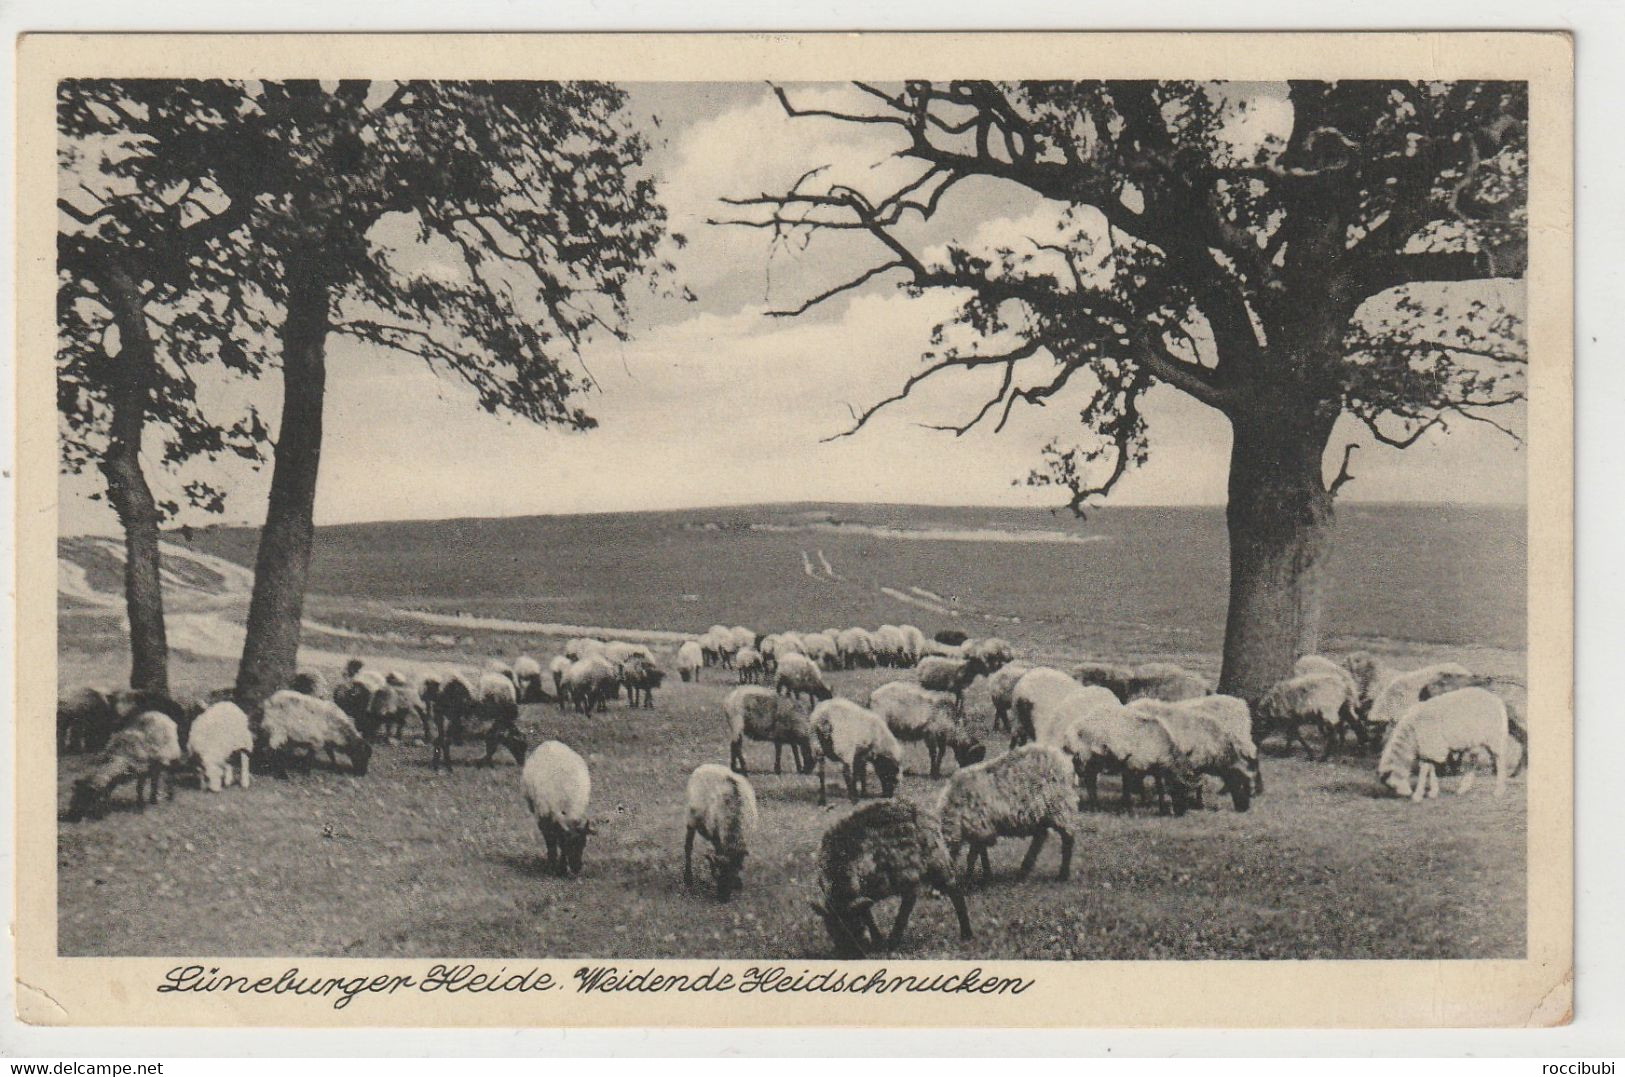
[12,31,1573,1029]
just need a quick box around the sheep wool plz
[188,701,253,792]
[260,690,373,776]
[775,652,832,704]
[1379,687,1509,801]
[936,745,1082,883]
[868,680,983,779]
[1125,662,1211,703]
[724,686,813,776]
[810,698,904,804]
[522,740,592,876]
[987,662,1034,734]
[1368,663,1474,729]
[1071,661,1135,701]
[676,640,705,682]
[1130,699,1255,810]
[67,711,183,819]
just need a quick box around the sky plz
[58,81,1528,535]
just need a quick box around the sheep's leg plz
[945,885,974,941]
[1318,719,1337,762]
[977,845,993,884]
[1411,763,1430,803]
[844,762,860,804]
[1018,831,1049,878]
[772,742,784,776]
[683,826,696,887]
[239,752,252,789]
[962,844,978,885]
[1493,746,1507,797]
[1056,827,1075,882]
[817,758,828,806]
[163,766,175,801]
[1082,759,1102,810]
[888,891,917,951]
[730,739,748,776]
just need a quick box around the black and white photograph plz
[16,30,1574,1029]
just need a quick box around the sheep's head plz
[343,658,365,679]
[707,849,747,901]
[562,821,590,876]
[65,778,108,821]
[1222,768,1253,812]
[871,755,901,798]
[950,734,986,768]
[1380,764,1413,798]
[812,682,834,702]
[811,896,872,957]
[348,739,374,776]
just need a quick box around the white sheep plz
[812,798,973,956]
[564,637,607,662]
[677,640,705,683]
[604,640,656,669]
[1342,650,1387,717]
[898,624,927,665]
[618,653,666,708]
[734,646,765,684]
[867,681,985,779]
[521,740,592,876]
[801,632,840,671]
[187,701,253,793]
[1255,671,1360,760]
[66,711,182,820]
[964,637,1014,673]
[288,669,332,701]
[513,655,545,703]
[810,698,904,805]
[936,745,1083,885]
[724,685,815,776]
[987,661,1034,735]
[872,625,907,667]
[1368,663,1474,731]
[775,652,833,705]
[1417,672,1529,776]
[683,764,758,901]
[1129,698,1256,811]
[563,655,621,715]
[729,626,757,654]
[368,682,422,742]
[1378,687,1509,801]
[259,690,373,777]
[836,627,876,669]
[1049,699,1198,816]
[1011,666,1108,747]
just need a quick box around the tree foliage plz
[718,80,1527,511]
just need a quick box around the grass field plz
[56,502,1528,959]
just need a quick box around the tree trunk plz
[234,259,332,707]
[99,268,170,696]
[1218,408,1337,701]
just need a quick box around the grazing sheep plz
[289,669,332,701]
[58,686,116,754]
[1378,687,1509,801]
[914,655,988,714]
[65,712,182,820]
[368,683,422,742]
[837,627,876,669]
[513,655,546,703]
[564,637,607,662]
[987,662,1034,734]
[898,625,927,665]
[188,701,253,792]
[548,655,573,707]
[1124,662,1211,703]
[936,745,1083,884]
[872,625,907,667]
[1418,673,1528,775]
[810,698,904,805]
[867,681,985,779]
[801,632,841,671]
[1342,651,1387,717]
[1050,700,1197,816]
[734,646,765,684]
[425,671,524,770]
[604,641,655,669]
[521,741,592,877]
[1367,663,1473,730]
[702,625,738,668]
[563,655,621,715]
[1129,699,1255,811]
[811,798,972,957]
[677,640,705,683]
[258,691,373,778]
[724,686,814,776]
[1254,671,1362,760]
[1071,661,1135,702]
[1010,667,1111,747]
[964,637,1014,673]
[108,688,195,752]
[683,764,758,901]
[619,654,666,708]
[775,652,833,706]
[729,626,757,654]
[333,676,379,741]
[774,631,807,658]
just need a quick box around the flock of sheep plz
[57,620,1528,957]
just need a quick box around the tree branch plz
[1326,441,1359,496]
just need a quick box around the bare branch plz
[1326,442,1360,496]
[767,260,906,317]
[823,340,1043,442]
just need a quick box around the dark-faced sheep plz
[684,763,758,901]
[1124,662,1211,703]
[936,745,1083,885]
[259,690,373,778]
[810,698,904,805]
[368,682,422,742]
[1050,700,1198,816]
[619,654,666,708]
[964,637,1014,673]
[1010,667,1112,748]
[867,681,984,779]
[1367,663,1473,731]
[677,640,704,683]
[811,798,972,957]
[775,653,833,706]
[1378,687,1509,801]
[1130,699,1255,811]
[914,654,988,714]
[58,686,116,754]
[1255,671,1361,761]
[513,655,546,703]
[521,740,592,877]
[65,712,182,820]
[986,662,1033,734]
[548,655,572,707]
[1071,661,1135,702]
[837,627,876,669]
[289,669,331,700]
[563,655,620,715]
[1418,672,1528,775]
[108,688,196,754]
[724,685,814,776]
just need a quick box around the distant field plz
[57,500,1529,960]
[178,501,1526,660]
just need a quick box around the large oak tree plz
[721,80,1527,697]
